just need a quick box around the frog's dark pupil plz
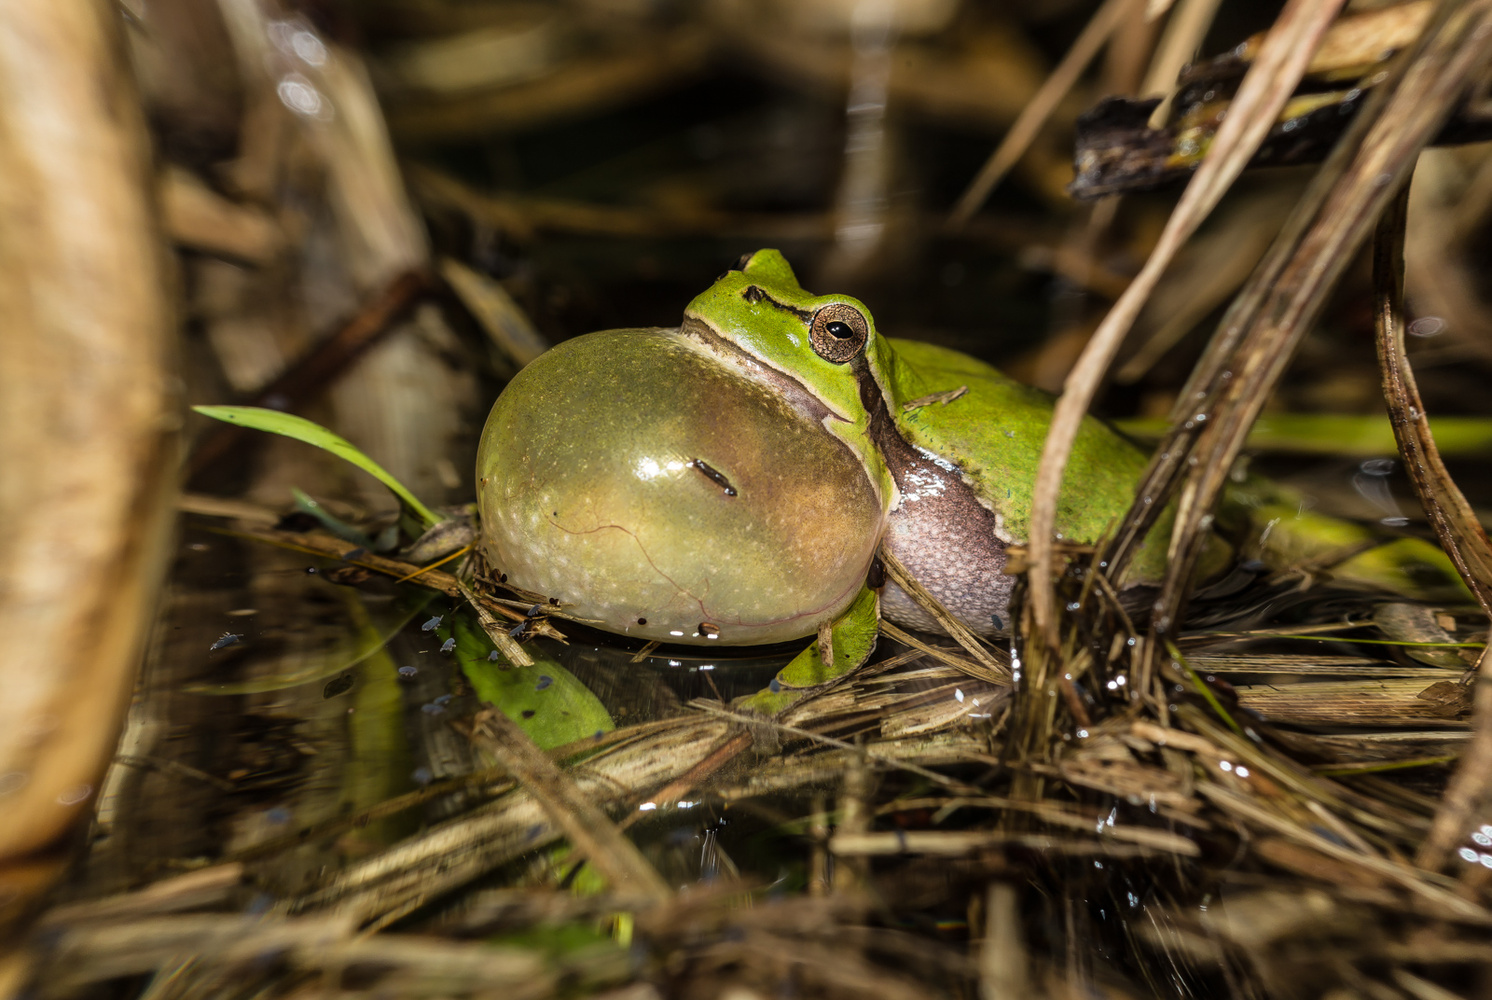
[827,321,855,339]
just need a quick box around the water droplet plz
[57,784,92,806]
[277,74,330,119]
[1409,316,1446,337]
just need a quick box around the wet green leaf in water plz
[192,405,444,530]
[445,613,613,749]
[291,487,378,549]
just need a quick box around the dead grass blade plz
[1418,643,1492,869]
[1372,183,1492,870]
[1374,183,1492,612]
[1123,0,1492,660]
[1141,0,1225,105]
[464,708,672,901]
[947,0,1139,228]
[878,546,1011,682]
[1025,0,1347,647]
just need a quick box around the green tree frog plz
[477,249,1172,653]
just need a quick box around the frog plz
[677,249,1184,638]
[477,249,1178,677]
[477,250,1468,710]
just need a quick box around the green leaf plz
[737,586,881,716]
[192,405,443,530]
[776,585,881,689]
[446,613,614,750]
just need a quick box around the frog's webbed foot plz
[734,586,880,717]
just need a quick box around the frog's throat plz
[677,315,891,501]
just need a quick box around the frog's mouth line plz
[677,314,843,428]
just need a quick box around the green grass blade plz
[193,405,443,529]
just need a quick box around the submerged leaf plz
[445,613,613,750]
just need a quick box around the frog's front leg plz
[736,585,881,715]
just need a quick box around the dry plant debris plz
[11,2,1492,999]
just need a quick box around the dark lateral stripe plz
[742,284,814,321]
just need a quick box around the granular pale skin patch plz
[855,358,1011,637]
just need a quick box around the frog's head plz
[680,249,894,434]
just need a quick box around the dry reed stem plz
[465,708,672,901]
[1025,0,1347,648]
[1143,0,1492,650]
[1374,180,1492,613]
[1371,186,1492,869]
[947,0,1140,229]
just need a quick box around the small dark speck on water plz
[536,675,553,690]
[421,615,442,632]
[398,665,417,679]
[209,632,242,651]
[487,650,501,661]
[323,674,354,699]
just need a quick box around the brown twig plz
[947,0,1140,229]
[466,709,672,901]
[1374,180,1492,871]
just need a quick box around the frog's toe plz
[733,687,803,718]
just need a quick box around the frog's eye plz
[809,302,869,364]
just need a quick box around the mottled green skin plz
[885,339,1157,558]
